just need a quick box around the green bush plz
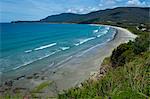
[110,42,134,67]
[133,36,149,54]
[110,26,149,67]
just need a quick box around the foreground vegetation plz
[58,24,150,99]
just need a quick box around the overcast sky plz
[0,0,149,22]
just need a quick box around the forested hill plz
[12,7,149,24]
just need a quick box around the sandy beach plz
[0,25,137,97]
[46,25,137,91]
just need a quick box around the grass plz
[0,93,22,99]
[31,80,52,93]
[31,80,53,98]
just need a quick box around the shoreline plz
[0,25,137,97]
[43,25,137,95]
[51,24,137,89]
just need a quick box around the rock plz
[99,67,106,74]
[4,80,13,87]
[33,73,38,76]
[26,76,33,79]
[15,75,25,80]
[34,75,39,79]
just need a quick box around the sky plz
[0,0,149,22]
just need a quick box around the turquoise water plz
[0,23,116,73]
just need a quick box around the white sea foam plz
[97,34,103,37]
[60,47,70,51]
[13,61,34,70]
[25,50,32,53]
[92,26,110,38]
[96,27,110,38]
[34,43,57,51]
[93,29,99,33]
[13,50,60,70]
[106,27,110,30]
[75,37,96,46]
[77,38,113,57]
[74,43,80,46]
[106,38,111,42]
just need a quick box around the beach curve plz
[0,24,137,97]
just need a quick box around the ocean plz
[0,23,116,78]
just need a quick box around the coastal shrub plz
[110,27,149,67]
[133,36,149,54]
[127,26,149,54]
[110,43,134,67]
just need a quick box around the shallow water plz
[0,23,116,79]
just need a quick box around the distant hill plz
[13,7,149,24]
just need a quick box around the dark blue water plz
[0,23,116,73]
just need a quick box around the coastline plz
[0,25,137,97]
[50,25,137,90]
[43,25,137,96]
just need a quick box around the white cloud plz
[100,0,116,5]
[67,8,79,13]
[127,0,146,6]
[66,7,99,14]
[98,4,103,7]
